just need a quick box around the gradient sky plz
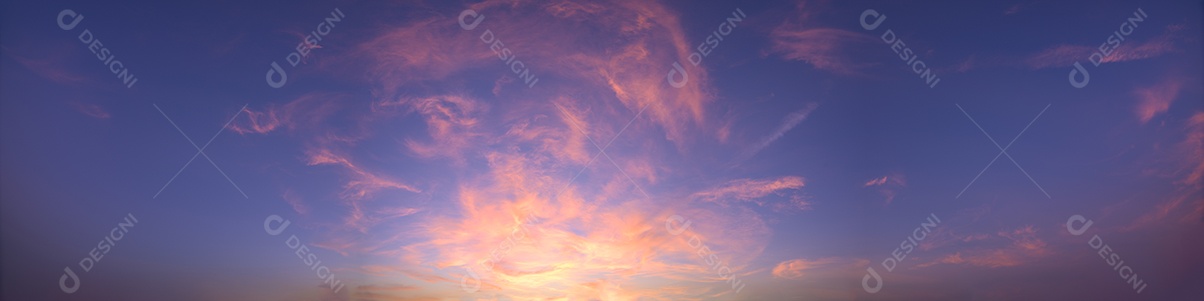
[2,0,1203,300]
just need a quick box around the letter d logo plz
[862,267,883,293]
[1069,62,1090,88]
[266,62,287,88]
[59,267,80,294]
[667,62,688,88]
[264,215,290,235]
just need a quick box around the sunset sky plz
[2,0,1202,300]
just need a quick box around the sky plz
[1,0,1202,300]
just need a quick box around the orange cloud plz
[771,258,839,279]
[251,1,786,298]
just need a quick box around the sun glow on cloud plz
[226,0,811,299]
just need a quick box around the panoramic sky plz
[2,0,1202,300]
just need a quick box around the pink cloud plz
[1127,111,1204,229]
[736,103,820,162]
[230,92,345,135]
[692,176,811,211]
[1024,25,1182,70]
[249,0,788,298]
[766,1,881,76]
[1133,78,1184,124]
[771,258,840,279]
[864,173,907,205]
[3,44,91,86]
[305,147,420,200]
[769,27,879,76]
[71,102,111,119]
[392,95,485,163]
[917,225,1050,268]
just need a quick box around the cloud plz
[771,257,840,279]
[235,1,788,298]
[692,176,811,211]
[71,102,111,119]
[230,92,345,135]
[1133,78,1184,124]
[3,44,92,86]
[767,2,881,77]
[947,24,1186,73]
[1127,111,1204,229]
[736,103,819,162]
[392,95,486,163]
[1003,3,1025,15]
[282,189,310,216]
[918,225,1050,268]
[864,173,907,205]
[1023,24,1182,70]
[343,0,717,149]
[305,147,421,200]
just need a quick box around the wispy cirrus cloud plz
[245,0,779,299]
[230,92,345,135]
[864,173,906,205]
[771,257,841,279]
[767,2,880,76]
[71,102,111,119]
[1127,111,1204,229]
[1133,77,1184,124]
[918,225,1051,268]
[735,103,819,163]
[1023,24,1183,70]
[692,176,810,212]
